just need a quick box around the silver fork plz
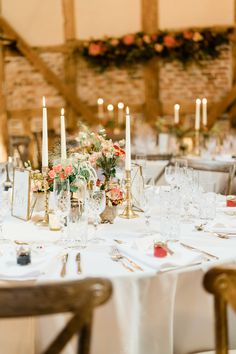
[111,247,144,271]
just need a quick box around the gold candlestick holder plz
[194,130,200,156]
[37,167,49,226]
[120,170,138,219]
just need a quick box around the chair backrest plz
[204,265,236,354]
[0,278,112,354]
[175,158,236,195]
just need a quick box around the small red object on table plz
[154,242,167,258]
[226,195,236,207]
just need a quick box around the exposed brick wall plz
[4,44,232,117]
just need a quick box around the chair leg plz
[215,295,228,354]
[78,313,93,354]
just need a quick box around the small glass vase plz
[100,205,117,224]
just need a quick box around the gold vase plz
[100,205,117,224]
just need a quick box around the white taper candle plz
[202,98,207,127]
[118,102,124,124]
[174,104,180,124]
[125,106,131,171]
[195,98,201,131]
[42,96,48,168]
[60,108,67,160]
[97,98,104,119]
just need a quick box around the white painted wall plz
[159,0,234,29]
[2,0,64,45]
[1,0,234,45]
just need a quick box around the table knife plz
[60,253,68,278]
[76,252,82,274]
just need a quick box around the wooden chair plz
[176,158,236,195]
[202,265,236,354]
[0,278,112,354]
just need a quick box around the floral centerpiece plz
[99,182,124,223]
[72,128,125,186]
[71,128,125,222]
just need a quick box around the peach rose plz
[163,35,177,48]
[154,43,163,53]
[53,164,62,173]
[114,144,125,157]
[64,165,73,175]
[123,34,135,45]
[143,35,151,44]
[48,170,56,179]
[183,31,194,40]
[110,38,119,46]
[89,42,103,56]
[193,32,203,42]
[60,172,66,181]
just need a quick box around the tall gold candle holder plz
[120,170,138,219]
[37,167,49,226]
[194,130,200,156]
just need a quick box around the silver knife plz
[76,252,82,274]
[60,253,68,278]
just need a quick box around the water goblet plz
[53,179,71,242]
[89,190,106,242]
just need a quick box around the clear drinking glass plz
[164,166,177,187]
[140,177,155,235]
[53,179,71,241]
[159,187,181,241]
[89,190,106,242]
[0,190,10,239]
[135,154,147,175]
[198,182,216,221]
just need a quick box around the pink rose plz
[53,164,62,173]
[122,34,135,45]
[163,35,177,48]
[48,170,56,179]
[60,172,66,181]
[64,165,73,175]
[183,31,194,40]
[89,42,103,56]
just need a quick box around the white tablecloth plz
[1,200,236,354]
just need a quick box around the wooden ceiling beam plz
[0,15,95,124]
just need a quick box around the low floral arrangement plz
[97,181,124,207]
[47,159,97,193]
[79,28,232,71]
[25,162,46,193]
[71,128,125,183]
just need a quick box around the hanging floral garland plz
[79,28,232,71]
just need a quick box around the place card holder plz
[12,168,31,221]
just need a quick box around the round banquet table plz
[1,195,236,354]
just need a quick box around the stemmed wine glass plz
[0,189,10,239]
[89,190,106,242]
[140,177,155,235]
[53,179,71,242]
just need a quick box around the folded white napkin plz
[0,245,61,280]
[117,237,202,271]
[205,222,236,236]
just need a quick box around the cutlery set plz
[111,246,144,272]
[60,252,82,278]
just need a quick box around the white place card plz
[12,168,31,221]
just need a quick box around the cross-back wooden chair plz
[0,278,112,354]
[203,265,236,354]
[176,158,236,195]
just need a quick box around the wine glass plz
[0,190,10,239]
[89,190,106,242]
[135,154,147,175]
[164,166,177,187]
[53,179,71,241]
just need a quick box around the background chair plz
[199,265,236,354]
[176,158,236,195]
[0,278,112,354]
